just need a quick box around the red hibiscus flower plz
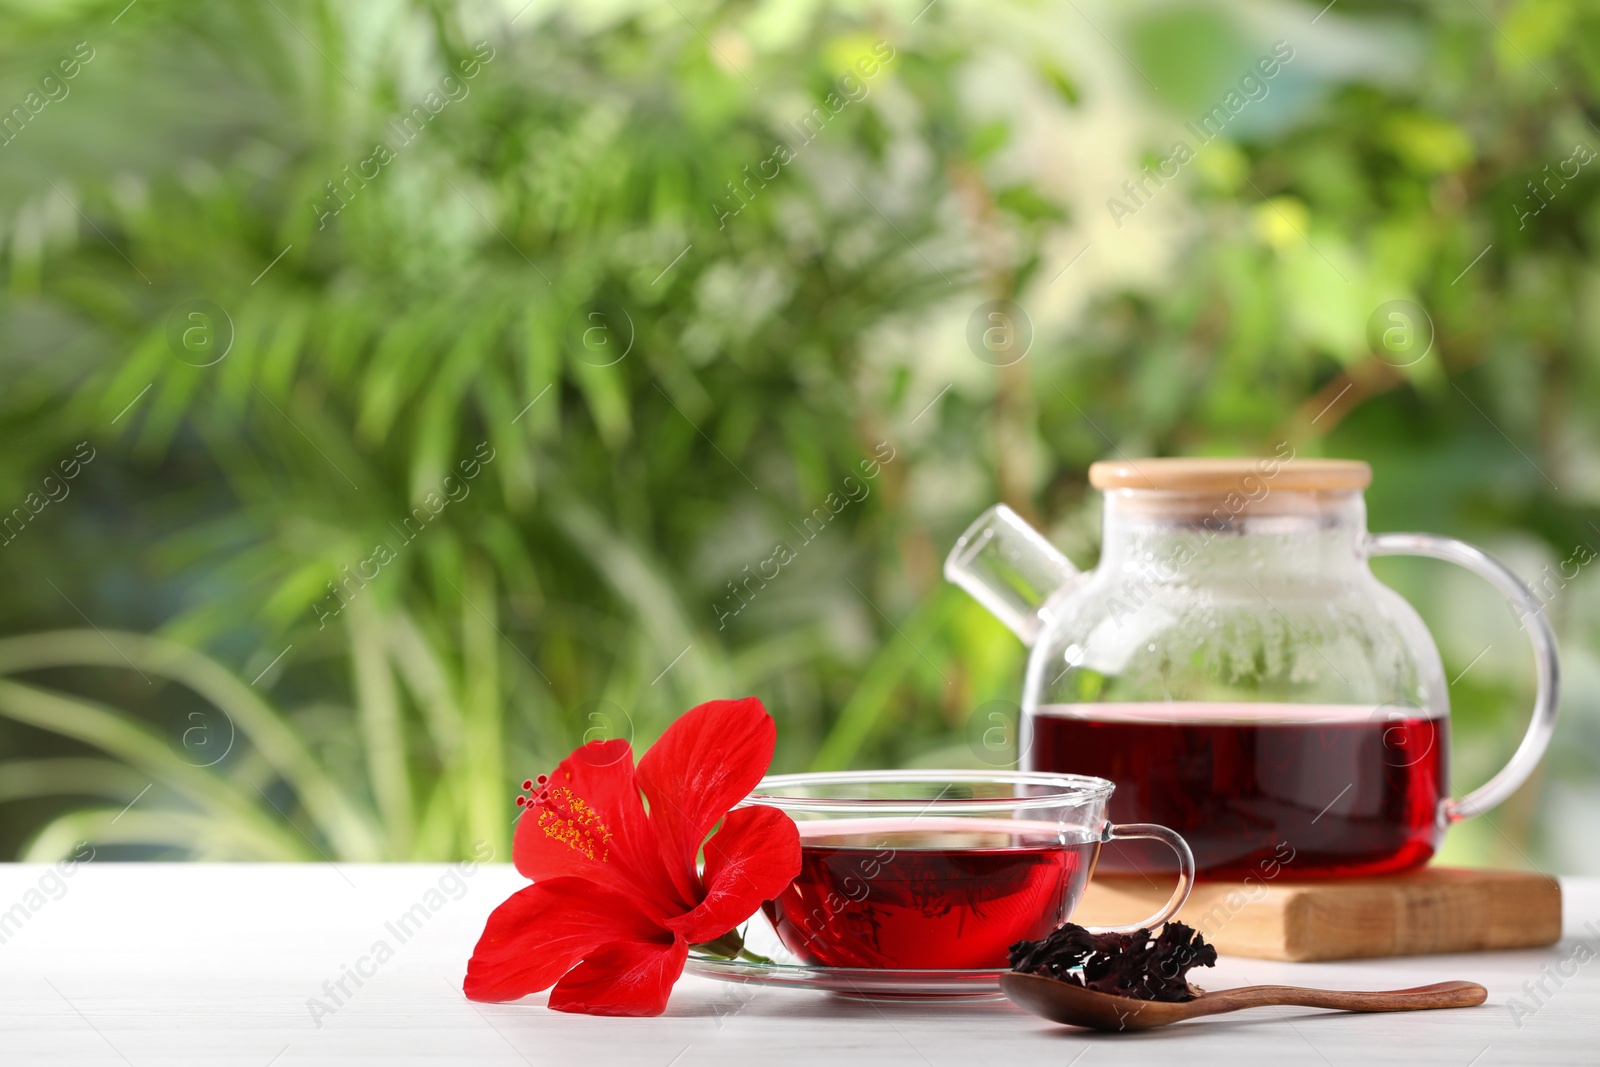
[463,697,800,1016]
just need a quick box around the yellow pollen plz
[535,786,613,861]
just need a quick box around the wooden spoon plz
[1000,972,1487,1031]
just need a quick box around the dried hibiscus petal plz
[1009,921,1217,1002]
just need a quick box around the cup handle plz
[1367,532,1561,822]
[1084,823,1196,933]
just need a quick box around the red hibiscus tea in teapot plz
[1028,703,1447,878]
[763,819,1099,969]
[947,458,1559,882]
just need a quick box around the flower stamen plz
[524,780,613,861]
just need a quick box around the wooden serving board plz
[1074,867,1563,961]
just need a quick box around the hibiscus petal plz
[547,936,689,1017]
[463,878,664,1003]
[668,805,801,946]
[513,739,688,915]
[636,697,776,896]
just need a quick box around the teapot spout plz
[944,504,1079,647]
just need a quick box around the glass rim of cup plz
[741,769,1115,814]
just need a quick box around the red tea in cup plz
[742,771,1195,971]
[763,819,1098,969]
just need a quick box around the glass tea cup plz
[740,770,1194,970]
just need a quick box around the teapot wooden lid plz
[1088,457,1372,493]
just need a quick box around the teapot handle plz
[1366,532,1561,823]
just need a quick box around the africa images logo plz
[309,42,496,230]
[1105,40,1295,229]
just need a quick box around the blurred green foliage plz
[0,0,1594,872]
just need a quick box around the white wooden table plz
[0,864,1593,1065]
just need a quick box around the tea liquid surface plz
[1026,702,1446,878]
[763,818,1098,969]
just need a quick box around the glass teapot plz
[945,457,1559,879]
